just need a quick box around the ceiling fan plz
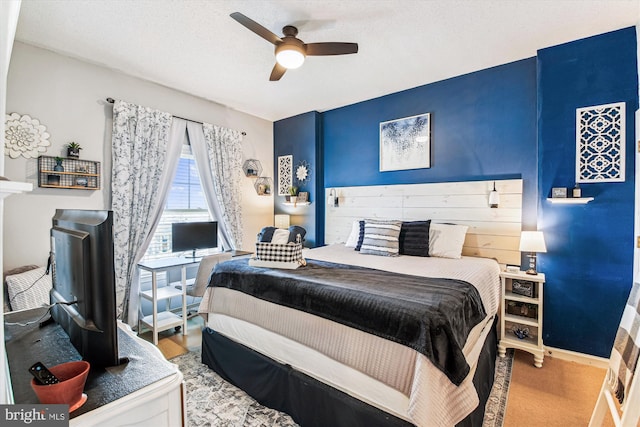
[230,12,358,81]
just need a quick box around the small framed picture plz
[551,187,567,198]
[512,279,535,298]
[298,192,309,203]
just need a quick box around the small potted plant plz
[288,186,298,205]
[66,142,82,159]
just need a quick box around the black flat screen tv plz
[50,209,125,368]
[172,221,218,258]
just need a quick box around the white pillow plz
[345,220,361,248]
[271,228,290,244]
[429,223,469,259]
[6,267,52,311]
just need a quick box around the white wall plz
[4,42,274,270]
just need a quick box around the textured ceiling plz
[14,0,640,122]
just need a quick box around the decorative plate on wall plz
[295,160,311,185]
[4,113,51,159]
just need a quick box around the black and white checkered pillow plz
[255,242,303,263]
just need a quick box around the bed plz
[198,179,523,427]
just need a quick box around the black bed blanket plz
[208,258,487,386]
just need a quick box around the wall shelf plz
[283,201,311,207]
[38,156,100,190]
[547,197,594,204]
[243,159,262,178]
[253,176,272,196]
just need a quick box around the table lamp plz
[519,231,546,275]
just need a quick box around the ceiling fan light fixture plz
[275,45,305,69]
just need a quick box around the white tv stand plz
[5,308,185,427]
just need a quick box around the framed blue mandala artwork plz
[379,113,431,172]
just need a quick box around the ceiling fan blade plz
[230,12,282,45]
[305,42,358,56]
[269,63,287,81]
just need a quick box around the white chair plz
[175,252,232,316]
[589,281,640,427]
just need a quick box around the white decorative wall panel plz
[576,102,625,183]
[277,155,292,196]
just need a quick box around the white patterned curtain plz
[187,121,243,250]
[111,101,184,324]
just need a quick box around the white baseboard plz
[544,346,609,369]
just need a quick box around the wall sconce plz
[327,189,339,207]
[519,231,547,275]
[489,181,500,208]
[274,214,290,229]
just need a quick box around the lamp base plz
[525,252,538,275]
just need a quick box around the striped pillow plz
[360,219,402,256]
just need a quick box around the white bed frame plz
[325,179,523,266]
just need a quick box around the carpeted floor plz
[503,350,614,427]
[172,348,514,426]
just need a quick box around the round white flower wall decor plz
[4,113,51,158]
[295,161,311,184]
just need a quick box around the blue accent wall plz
[273,27,638,357]
[322,59,539,232]
[537,27,638,357]
[273,111,322,247]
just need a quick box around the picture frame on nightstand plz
[512,279,535,298]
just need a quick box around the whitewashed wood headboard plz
[325,179,523,266]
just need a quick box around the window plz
[141,144,215,261]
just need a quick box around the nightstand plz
[498,270,545,368]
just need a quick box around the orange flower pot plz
[31,361,90,412]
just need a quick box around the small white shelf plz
[501,335,539,350]
[283,201,311,206]
[499,270,545,368]
[504,290,538,304]
[504,313,538,327]
[140,311,183,333]
[547,197,594,204]
[140,286,183,302]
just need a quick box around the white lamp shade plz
[519,231,547,253]
[274,214,290,229]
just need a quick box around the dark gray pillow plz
[258,226,277,242]
[399,220,431,257]
[288,225,306,243]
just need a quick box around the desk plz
[137,257,198,345]
[5,307,185,426]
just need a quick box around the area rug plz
[173,349,514,426]
[482,349,514,427]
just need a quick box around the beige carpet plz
[504,350,616,427]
